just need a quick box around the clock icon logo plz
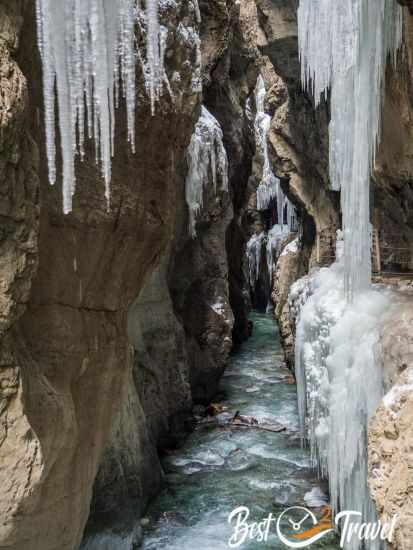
[276,506,334,548]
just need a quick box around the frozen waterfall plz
[185,107,229,238]
[295,4,403,547]
[36,0,165,214]
[292,252,392,550]
[298,0,403,300]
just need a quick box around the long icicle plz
[36,0,163,214]
[297,0,403,301]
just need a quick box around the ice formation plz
[254,76,297,224]
[36,0,167,213]
[246,232,266,287]
[247,224,296,289]
[298,0,403,300]
[266,224,290,281]
[292,251,394,549]
[295,5,403,544]
[249,75,298,286]
[185,107,229,238]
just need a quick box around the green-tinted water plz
[142,313,340,549]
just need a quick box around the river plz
[142,313,340,549]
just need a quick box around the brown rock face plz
[374,11,413,269]
[169,156,235,403]
[271,237,306,369]
[201,0,258,347]
[243,0,337,367]
[368,298,413,550]
[0,2,200,549]
[397,0,413,14]
[87,108,235,537]
[257,0,339,267]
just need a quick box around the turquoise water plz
[142,313,339,549]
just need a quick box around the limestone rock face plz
[0,2,200,550]
[169,158,235,403]
[368,298,413,550]
[262,6,339,269]
[373,11,413,271]
[248,0,338,367]
[84,254,193,544]
[88,53,236,539]
[271,237,306,369]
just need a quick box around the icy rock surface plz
[298,0,403,300]
[185,106,229,237]
[246,231,266,286]
[254,76,296,226]
[266,224,290,281]
[293,257,393,550]
[36,0,175,213]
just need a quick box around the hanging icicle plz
[254,75,297,227]
[185,106,229,238]
[36,0,164,214]
[298,0,403,300]
[246,231,266,287]
[254,76,280,212]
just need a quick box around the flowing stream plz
[142,313,340,549]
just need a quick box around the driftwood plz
[229,421,287,433]
[197,416,287,434]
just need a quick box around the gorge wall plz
[84,0,259,544]
[0,1,200,549]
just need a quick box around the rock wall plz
[0,1,200,549]
[368,6,413,547]
[201,0,258,346]
[368,297,413,550]
[85,4,243,537]
[241,0,338,368]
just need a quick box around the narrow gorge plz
[1,1,413,550]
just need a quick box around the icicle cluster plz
[266,224,290,282]
[248,76,299,290]
[36,0,165,214]
[185,107,229,238]
[246,232,266,287]
[254,76,284,216]
[254,75,297,229]
[298,0,403,300]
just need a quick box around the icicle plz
[185,107,229,238]
[36,0,165,214]
[254,75,297,227]
[254,76,280,212]
[298,0,403,300]
[246,231,266,286]
[266,224,290,282]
